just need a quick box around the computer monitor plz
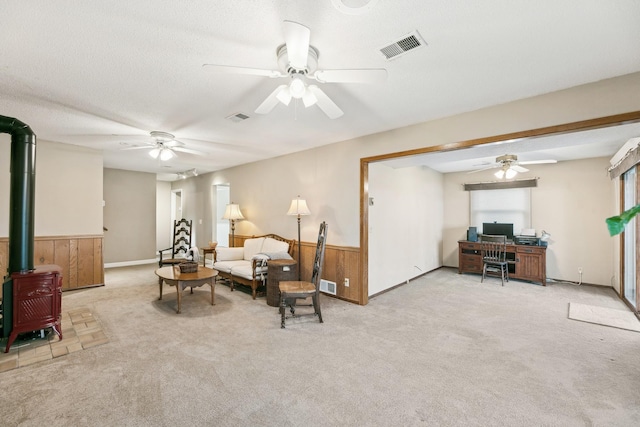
[482,222,514,240]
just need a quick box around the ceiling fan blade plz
[283,20,310,69]
[311,69,388,84]
[120,145,154,151]
[202,64,285,78]
[466,165,499,174]
[164,139,185,148]
[173,147,205,156]
[307,85,343,119]
[255,85,288,114]
[519,159,557,165]
[511,165,529,173]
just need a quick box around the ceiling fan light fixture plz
[276,86,292,105]
[159,148,174,161]
[289,75,306,99]
[149,148,161,159]
[505,168,517,179]
[494,169,505,179]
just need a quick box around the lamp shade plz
[287,197,311,216]
[159,148,174,161]
[149,148,161,159]
[222,203,245,220]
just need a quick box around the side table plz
[266,259,297,307]
[201,244,217,267]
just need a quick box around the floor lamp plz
[222,203,244,247]
[287,196,311,280]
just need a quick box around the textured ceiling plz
[1,1,639,180]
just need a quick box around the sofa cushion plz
[231,263,267,280]
[213,260,247,274]
[261,237,289,254]
[215,247,244,261]
[243,237,265,260]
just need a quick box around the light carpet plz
[1,265,640,426]
[568,302,640,332]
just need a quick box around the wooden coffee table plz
[155,266,218,314]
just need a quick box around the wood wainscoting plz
[0,235,104,291]
[232,234,362,304]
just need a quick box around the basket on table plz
[178,261,199,273]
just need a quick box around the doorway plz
[171,189,182,224]
[215,185,230,247]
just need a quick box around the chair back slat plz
[172,218,192,257]
[311,222,328,290]
[480,234,507,262]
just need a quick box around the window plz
[470,188,531,236]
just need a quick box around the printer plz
[515,228,541,245]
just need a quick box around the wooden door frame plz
[359,111,640,305]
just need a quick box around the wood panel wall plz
[232,234,362,304]
[0,235,104,291]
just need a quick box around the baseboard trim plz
[369,267,440,299]
[105,259,157,269]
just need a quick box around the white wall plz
[442,157,617,287]
[156,181,171,252]
[368,163,443,295]
[0,137,103,237]
[171,72,640,294]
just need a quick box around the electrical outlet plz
[344,278,349,287]
[578,267,583,274]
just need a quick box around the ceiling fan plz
[121,131,204,161]
[468,154,557,179]
[203,20,387,119]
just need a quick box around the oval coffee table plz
[155,266,218,314]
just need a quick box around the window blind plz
[470,188,531,236]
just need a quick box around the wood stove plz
[4,265,63,353]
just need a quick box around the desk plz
[155,266,218,313]
[458,240,547,286]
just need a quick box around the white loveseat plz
[213,234,294,299]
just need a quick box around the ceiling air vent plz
[226,112,250,123]
[379,30,426,60]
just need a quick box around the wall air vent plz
[226,112,250,123]
[379,30,426,60]
[320,279,337,295]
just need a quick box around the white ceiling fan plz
[121,131,204,161]
[468,154,557,178]
[203,20,387,119]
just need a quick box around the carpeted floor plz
[1,265,639,426]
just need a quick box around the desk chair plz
[480,234,509,286]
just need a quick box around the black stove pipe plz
[0,115,36,275]
[1,115,36,338]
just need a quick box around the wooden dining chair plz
[279,222,328,329]
[480,234,509,286]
